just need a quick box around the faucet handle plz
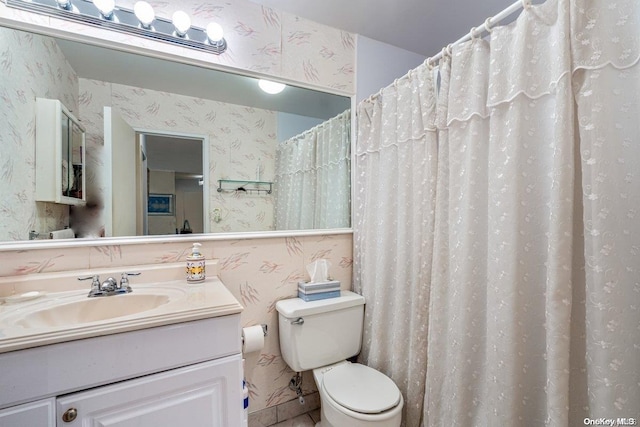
[120,272,141,290]
[78,275,101,291]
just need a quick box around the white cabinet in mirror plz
[35,98,86,206]
[0,24,352,244]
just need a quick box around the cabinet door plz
[35,97,86,205]
[0,398,55,427]
[56,355,242,427]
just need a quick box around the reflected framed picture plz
[148,193,174,215]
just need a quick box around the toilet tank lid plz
[276,291,364,318]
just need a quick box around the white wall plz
[277,112,324,142]
[356,35,426,102]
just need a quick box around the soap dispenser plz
[186,242,206,283]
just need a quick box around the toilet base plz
[317,394,402,427]
[313,363,403,427]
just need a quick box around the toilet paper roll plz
[242,325,265,353]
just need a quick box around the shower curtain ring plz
[440,45,452,59]
[484,17,494,33]
[425,57,434,70]
[521,0,531,10]
[470,26,478,40]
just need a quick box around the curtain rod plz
[363,0,532,104]
[426,0,528,66]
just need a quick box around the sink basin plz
[0,262,243,355]
[15,294,171,328]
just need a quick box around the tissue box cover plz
[298,280,340,294]
[298,280,341,301]
[298,290,341,301]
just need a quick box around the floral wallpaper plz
[79,78,278,233]
[0,27,79,241]
[0,0,356,416]
[0,0,355,92]
[0,232,354,413]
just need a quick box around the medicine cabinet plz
[35,98,86,205]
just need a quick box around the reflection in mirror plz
[0,24,351,243]
[144,133,205,237]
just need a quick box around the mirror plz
[0,24,352,243]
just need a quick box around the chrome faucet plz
[100,277,119,293]
[78,272,141,297]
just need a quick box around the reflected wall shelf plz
[217,179,273,194]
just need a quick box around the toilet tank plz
[276,291,365,372]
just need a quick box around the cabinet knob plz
[62,407,78,422]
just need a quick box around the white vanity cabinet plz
[35,98,86,205]
[57,356,238,426]
[0,398,55,426]
[0,315,243,427]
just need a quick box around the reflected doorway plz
[141,132,207,236]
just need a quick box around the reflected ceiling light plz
[133,1,155,28]
[206,22,224,43]
[172,10,191,37]
[93,0,115,18]
[6,0,227,55]
[258,79,286,95]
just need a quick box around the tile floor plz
[249,392,320,427]
[270,409,319,426]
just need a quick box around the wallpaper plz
[0,27,79,241]
[0,0,355,416]
[79,78,278,234]
[0,0,355,93]
[0,233,354,413]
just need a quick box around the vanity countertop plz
[0,262,243,354]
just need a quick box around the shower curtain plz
[354,65,438,424]
[274,110,351,230]
[354,0,639,426]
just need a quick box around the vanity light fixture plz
[6,0,228,55]
[206,22,224,43]
[133,1,154,28]
[258,79,286,95]
[172,10,191,37]
[93,0,115,19]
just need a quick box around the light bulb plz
[134,1,155,28]
[94,0,115,18]
[56,0,71,9]
[172,11,191,36]
[206,22,224,43]
[258,79,286,95]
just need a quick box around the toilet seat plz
[321,363,401,414]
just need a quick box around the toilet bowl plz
[313,361,403,427]
[275,291,404,427]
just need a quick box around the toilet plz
[276,291,403,427]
